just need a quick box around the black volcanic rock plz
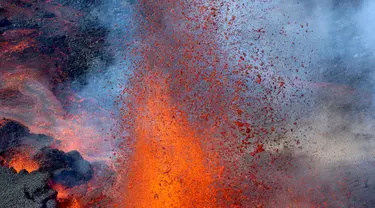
[0,121,29,153]
[35,147,94,188]
[0,165,57,208]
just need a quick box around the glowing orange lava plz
[8,152,39,173]
[53,184,81,208]
[53,184,70,199]
[125,75,218,207]
[119,1,231,206]
[68,199,81,208]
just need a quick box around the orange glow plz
[53,184,71,199]
[53,184,82,208]
[69,199,81,208]
[125,75,218,207]
[120,1,230,207]
[8,152,39,173]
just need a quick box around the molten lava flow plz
[53,184,82,208]
[57,198,81,208]
[58,198,80,208]
[125,75,217,207]
[69,199,80,208]
[53,184,71,199]
[8,152,39,173]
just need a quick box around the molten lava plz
[53,184,81,208]
[53,184,71,200]
[120,1,233,206]
[125,75,218,207]
[8,152,39,173]
[0,0,331,207]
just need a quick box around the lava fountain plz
[118,0,236,207]
[3,0,373,207]
[125,73,218,207]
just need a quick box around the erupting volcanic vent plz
[2,0,375,207]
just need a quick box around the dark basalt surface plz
[36,147,94,188]
[0,165,57,208]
